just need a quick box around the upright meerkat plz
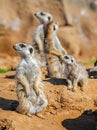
[61,54,88,92]
[33,11,53,66]
[13,42,48,116]
[44,21,67,78]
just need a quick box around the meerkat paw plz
[27,113,32,117]
[80,87,84,91]
[72,87,76,92]
[26,90,31,97]
[67,86,72,91]
[35,113,45,119]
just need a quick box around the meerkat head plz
[13,42,34,57]
[47,21,59,35]
[61,54,76,66]
[34,11,53,24]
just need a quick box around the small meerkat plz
[33,11,53,66]
[13,42,48,116]
[61,54,88,92]
[44,21,67,78]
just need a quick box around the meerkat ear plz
[29,47,33,54]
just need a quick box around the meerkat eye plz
[29,48,33,54]
[40,12,44,16]
[64,56,69,59]
[71,59,74,63]
[20,44,26,48]
[48,16,51,21]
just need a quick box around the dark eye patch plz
[29,47,33,54]
[20,44,26,48]
[71,59,74,63]
[64,56,69,59]
[40,12,45,16]
[48,16,51,21]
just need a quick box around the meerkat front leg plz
[62,48,67,55]
[33,75,43,96]
[72,78,78,92]
[67,79,73,91]
[35,36,44,53]
[16,72,30,97]
[79,80,87,91]
[50,48,63,56]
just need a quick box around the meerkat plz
[44,21,67,78]
[61,54,88,92]
[32,11,53,66]
[13,42,48,116]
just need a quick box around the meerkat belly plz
[25,64,39,83]
[69,70,78,80]
[54,37,62,51]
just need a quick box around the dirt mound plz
[45,77,96,115]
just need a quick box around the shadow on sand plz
[0,97,18,111]
[5,75,15,79]
[44,77,67,86]
[62,110,97,130]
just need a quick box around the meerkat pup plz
[61,54,88,92]
[32,11,53,66]
[44,21,67,78]
[13,42,48,116]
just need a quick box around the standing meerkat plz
[33,11,53,66]
[44,21,67,78]
[13,42,48,116]
[61,54,88,92]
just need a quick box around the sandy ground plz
[0,68,97,130]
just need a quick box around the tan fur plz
[13,42,48,116]
[44,21,67,78]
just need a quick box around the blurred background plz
[0,0,97,69]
